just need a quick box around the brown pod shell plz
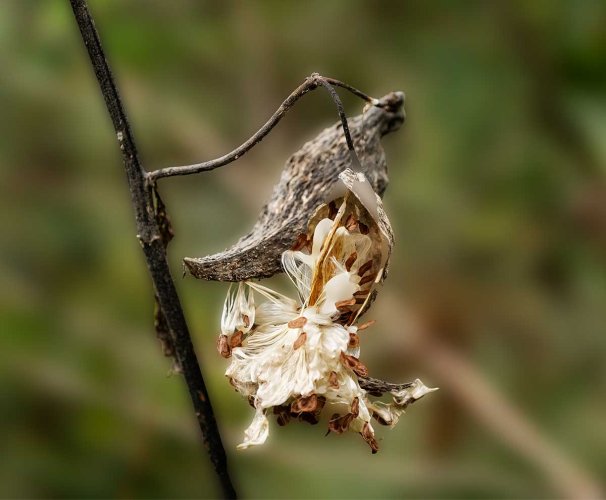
[184,92,404,281]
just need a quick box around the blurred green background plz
[1,1,605,498]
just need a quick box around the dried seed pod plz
[184,92,404,281]
[216,164,422,452]
[301,168,394,318]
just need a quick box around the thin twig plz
[324,76,380,105]
[147,73,376,181]
[68,1,236,497]
[316,77,363,171]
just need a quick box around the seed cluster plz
[216,169,435,452]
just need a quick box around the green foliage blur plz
[1,1,605,498]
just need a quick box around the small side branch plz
[68,1,236,497]
[147,73,376,181]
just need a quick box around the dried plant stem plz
[358,376,413,395]
[148,73,374,181]
[68,1,236,497]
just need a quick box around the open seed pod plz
[218,169,406,453]
[184,91,404,282]
[283,168,394,325]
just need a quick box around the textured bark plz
[358,376,413,397]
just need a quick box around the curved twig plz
[147,73,376,181]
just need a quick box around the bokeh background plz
[1,1,605,498]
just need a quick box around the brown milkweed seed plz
[345,251,357,271]
[351,397,360,417]
[229,330,244,348]
[293,331,307,350]
[327,412,355,434]
[217,335,231,358]
[359,274,375,286]
[340,352,369,377]
[345,214,358,232]
[361,422,379,453]
[335,298,356,310]
[358,259,374,277]
[290,394,319,414]
[287,316,307,328]
[291,233,309,251]
[357,319,375,331]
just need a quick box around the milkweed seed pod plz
[184,92,405,282]
[218,169,436,452]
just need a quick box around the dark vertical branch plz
[68,1,236,497]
